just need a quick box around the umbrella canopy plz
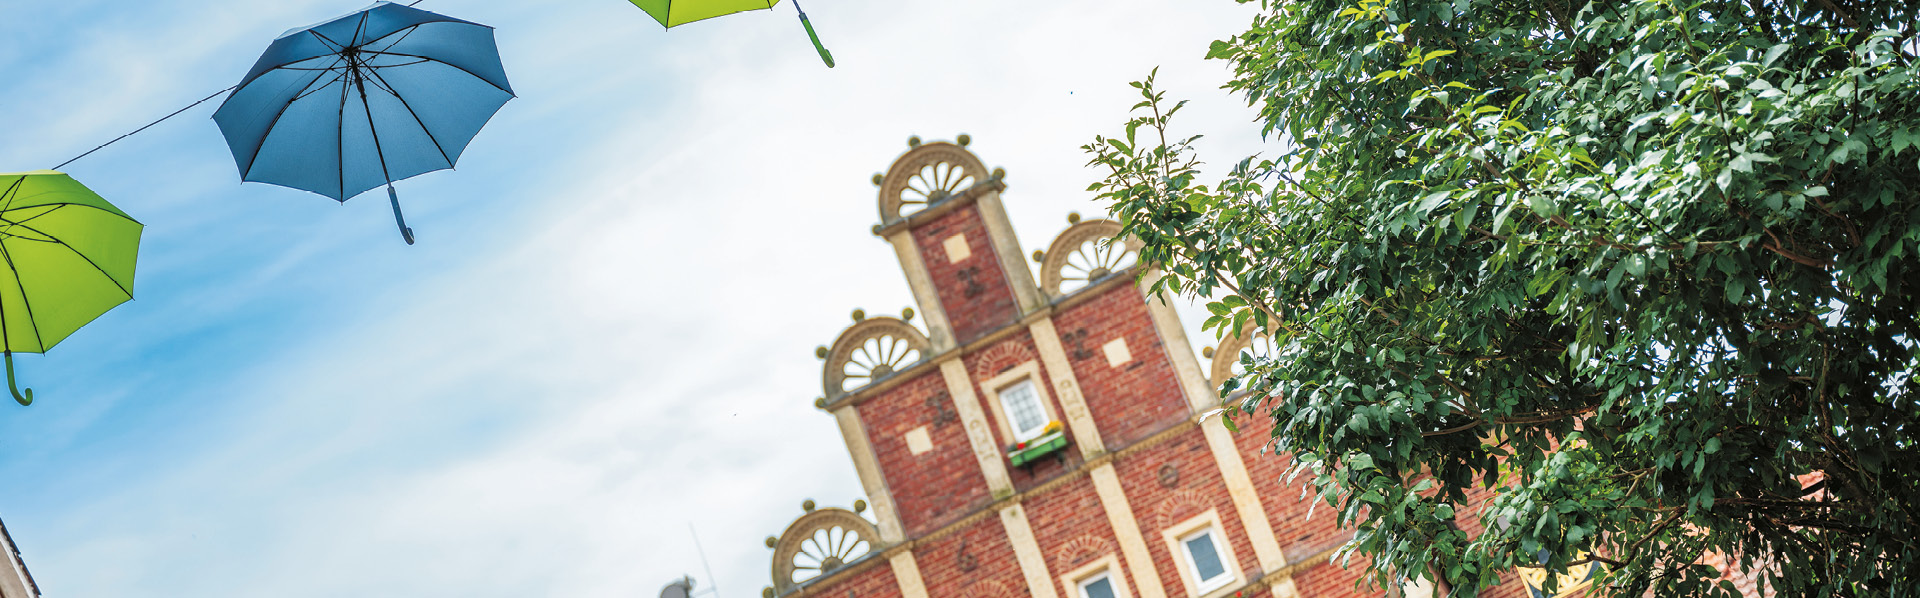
[0,171,143,406]
[629,0,779,27]
[213,1,514,244]
[626,0,834,67]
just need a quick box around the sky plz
[0,0,1273,596]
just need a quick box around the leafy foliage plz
[1085,1,1920,595]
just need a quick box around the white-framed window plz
[997,378,1048,440]
[980,361,1059,443]
[1178,527,1232,592]
[1161,509,1243,597]
[1060,555,1132,598]
[1077,571,1118,598]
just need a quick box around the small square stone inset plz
[905,426,934,455]
[943,233,972,263]
[1102,337,1133,367]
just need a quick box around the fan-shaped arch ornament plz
[1039,220,1141,296]
[771,508,881,590]
[824,317,931,396]
[877,142,990,222]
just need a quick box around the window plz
[997,378,1048,440]
[1178,527,1231,592]
[1060,555,1131,598]
[980,361,1060,445]
[1077,571,1118,598]
[1161,509,1243,597]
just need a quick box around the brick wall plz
[911,205,1020,345]
[1228,415,1348,562]
[1024,476,1127,594]
[917,517,1029,598]
[802,559,902,598]
[1051,284,1192,450]
[1115,427,1263,597]
[963,333,1087,494]
[861,370,994,537]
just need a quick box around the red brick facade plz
[762,141,1748,598]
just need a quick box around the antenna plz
[689,523,720,598]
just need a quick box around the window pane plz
[999,380,1048,439]
[1184,530,1227,582]
[1079,574,1116,598]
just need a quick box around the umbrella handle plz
[5,352,32,407]
[389,185,416,245]
[798,9,834,68]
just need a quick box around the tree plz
[1084,1,1920,595]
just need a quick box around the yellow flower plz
[1043,420,1063,434]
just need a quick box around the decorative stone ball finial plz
[1032,250,1045,263]
[992,167,1006,180]
[765,536,779,548]
[1067,212,1082,224]
[901,307,915,322]
[814,397,829,409]
[871,224,884,235]
[851,309,866,322]
[853,499,868,514]
[815,346,829,360]
[957,134,971,147]
[763,588,775,598]
[871,173,885,186]
[802,499,817,512]
[1203,346,1216,359]
[907,135,922,147]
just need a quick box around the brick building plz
[750,139,1762,598]
[757,138,1389,598]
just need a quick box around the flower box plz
[1007,431,1069,467]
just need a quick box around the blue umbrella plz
[213,2,514,245]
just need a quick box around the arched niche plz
[823,317,931,398]
[1038,219,1141,297]
[876,142,990,223]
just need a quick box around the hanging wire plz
[50,0,434,171]
[52,85,236,171]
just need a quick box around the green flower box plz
[1008,431,1069,467]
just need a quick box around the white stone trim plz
[999,504,1061,598]
[940,359,1015,496]
[888,231,955,351]
[834,406,905,542]
[1090,464,1168,598]
[1028,318,1105,458]
[889,549,931,598]
[1201,421,1288,572]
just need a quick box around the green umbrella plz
[0,171,143,406]
[626,0,836,67]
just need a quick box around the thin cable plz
[52,85,237,171]
[50,0,435,171]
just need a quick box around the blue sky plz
[0,0,1268,595]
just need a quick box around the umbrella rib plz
[362,67,455,167]
[337,66,353,200]
[238,66,342,181]
[362,50,513,95]
[0,242,47,351]
[1,216,135,298]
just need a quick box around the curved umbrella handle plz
[389,185,416,245]
[5,352,33,407]
[796,5,834,67]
